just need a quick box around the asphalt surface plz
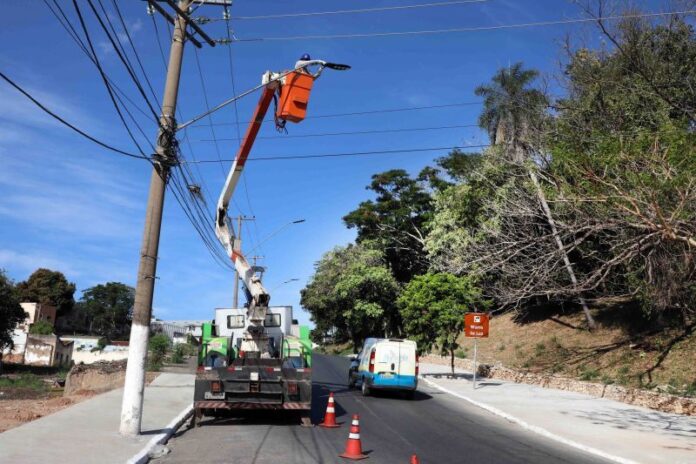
[156,354,610,464]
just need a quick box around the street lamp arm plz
[176,60,350,131]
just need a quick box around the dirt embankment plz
[0,360,158,432]
[423,308,696,415]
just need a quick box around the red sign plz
[464,313,489,338]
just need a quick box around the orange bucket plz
[277,71,315,123]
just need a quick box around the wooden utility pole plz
[120,0,224,437]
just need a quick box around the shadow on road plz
[193,410,306,428]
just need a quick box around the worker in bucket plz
[295,53,320,76]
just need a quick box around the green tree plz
[475,62,597,329]
[399,273,489,374]
[16,268,76,317]
[28,320,54,335]
[77,282,134,340]
[549,14,696,320]
[301,244,401,348]
[149,333,170,368]
[0,270,27,353]
[343,169,433,283]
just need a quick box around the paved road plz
[156,355,610,464]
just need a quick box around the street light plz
[271,278,300,292]
[247,219,306,255]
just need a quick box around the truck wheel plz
[361,378,370,397]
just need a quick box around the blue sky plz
[0,0,668,326]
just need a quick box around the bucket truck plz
[192,59,349,426]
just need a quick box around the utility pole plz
[232,216,254,308]
[120,0,223,437]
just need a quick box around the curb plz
[420,376,640,464]
[126,404,193,464]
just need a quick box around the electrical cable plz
[189,101,482,129]
[108,0,161,107]
[183,145,490,163]
[169,166,234,270]
[0,70,148,159]
[199,123,480,142]
[206,0,488,21]
[84,0,161,122]
[229,9,696,42]
[44,0,155,125]
[150,12,169,71]
[72,0,149,157]
[224,6,263,256]
[192,47,228,179]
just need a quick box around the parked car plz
[348,338,418,399]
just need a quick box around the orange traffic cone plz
[339,414,368,460]
[410,455,420,464]
[320,392,341,428]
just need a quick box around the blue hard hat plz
[300,53,311,61]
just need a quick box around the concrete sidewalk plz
[0,372,194,464]
[419,363,696,464]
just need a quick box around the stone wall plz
[422,354,696,416]
[72,349,129,365]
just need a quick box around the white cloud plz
[0,78,106,138]
[0,249,78,276]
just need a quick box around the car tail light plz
[369,349,376,373]
[287,382,298,394]
[211,381,222,393]
[415,354,420,376]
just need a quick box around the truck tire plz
[361,378,370,397]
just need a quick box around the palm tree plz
[475,63,547,163]
[476,63,597,330]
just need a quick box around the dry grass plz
[455,308,696,397]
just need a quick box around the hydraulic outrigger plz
[192,58,349,426]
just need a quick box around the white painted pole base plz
[120,322,150,436]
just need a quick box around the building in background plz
[2,303,69,365]
[150,319,206,344]
[24,334,73,367]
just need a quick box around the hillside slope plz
[453,309,695,398]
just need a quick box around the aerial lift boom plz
[214,60,349,356]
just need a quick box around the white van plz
[348,338,418,399]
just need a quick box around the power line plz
[43,0,156,126]
[224,5,263,256]
[169,165,234,271]
[229,9,696,42]
[184,145,489,163]
[108,0,161,108]
[200,0,488,21]
[72,0,149,157]
[0,70,147,160]
[192,46,227,179]
[198,123,480,142]
[189,101,482,128]
[83,0,161,121]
